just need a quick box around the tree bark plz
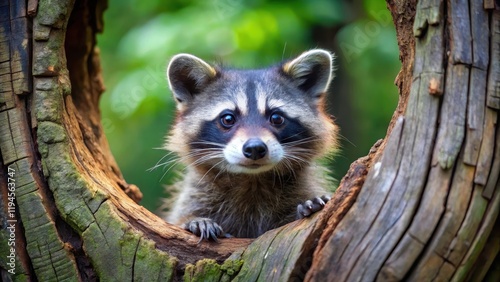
[0,0,499,281]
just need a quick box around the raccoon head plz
[165,49,337,175]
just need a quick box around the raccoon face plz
[165,50,337,175]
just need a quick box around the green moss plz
[34,88,62,123]
[37,121,66,143]
[82,203,179,281]
[220,259,243,276]
[82,204,129,281]
[133,238,177,281]
[220,259,244,282]
[184,258,244,282]
[184,259,220,282]
[37,0,71,28]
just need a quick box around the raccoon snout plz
[242,138,268,160]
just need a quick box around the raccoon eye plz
[270,113,285,125]
[220,114,236,128]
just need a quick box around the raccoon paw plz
[297,195,331,219]
[183,218,225,242]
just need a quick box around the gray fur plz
[167,166,331,238]
[163,49,338,239]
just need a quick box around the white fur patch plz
[223,129,283,174]
[256,83,267,115]
[234,87,248,115]
[199,101,236,121]
[267,98,285,110]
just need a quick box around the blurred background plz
[97,0,400,212]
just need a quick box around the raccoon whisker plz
[182,151,225,170]
[280,132,317,143]
[156,158,180,170]
[283,148,316,158]
[337,132,355,147]
[282,142,322,153]
[283,159,298,180]
[182,153,223,166]
[284,145,318,155]
[175,145,224,167]
[196,159,226,187]
[271,167,278,189]
[277,157,296,179]
[156,157,186,182]
[165,153,207,172]
[149,156,186,182]
[189,141,226,148]
[282,137,321,147]
[148,151,178,171]
[159,165,176,182]
[186,148,221,154]
[187,149,224,159]
[283,138,319,146]
[212,164,228,183]
[149,159,172,172]
[284,154,312,166]
[179,149,223,161]
[272,166,285,190]
[284,152,316,161]
[153,148,221,173]
[190,140,225,146]
[188,153,224,168]
[279,153,313,177]
[188,149,223,157]
[156,153,206,173]
[283,149,317,157]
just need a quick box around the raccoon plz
[163,49,338,241]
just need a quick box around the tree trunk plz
[0,0,498,281]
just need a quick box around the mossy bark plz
[0,0,499,281]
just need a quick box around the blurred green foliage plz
[97,0,400,212]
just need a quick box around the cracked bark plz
[0,0,499,281]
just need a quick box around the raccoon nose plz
[242,139,268,160]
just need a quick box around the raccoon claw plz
[183,218,224,242]
[297,195,331,219]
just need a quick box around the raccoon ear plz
[282,49,334,98]
[167,54,218,107]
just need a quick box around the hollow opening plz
[96,0,400,220]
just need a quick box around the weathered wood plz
[464,68,487,165]
[413,0,442,38]
[1,0,78,280]
[232,142,377,282]
[32,0,253,280]
[484,127,500,200]
[448,0,472,65]
[306,117,406,281]
[8,0,30,96]
[468,213,500,280]
[435,63,469,169]
[313,140,379,256]
[454,180,500,281]
[486,11,499,109]
[471,0,490,70]
[308,1,500,281]
[475,109,497,185]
